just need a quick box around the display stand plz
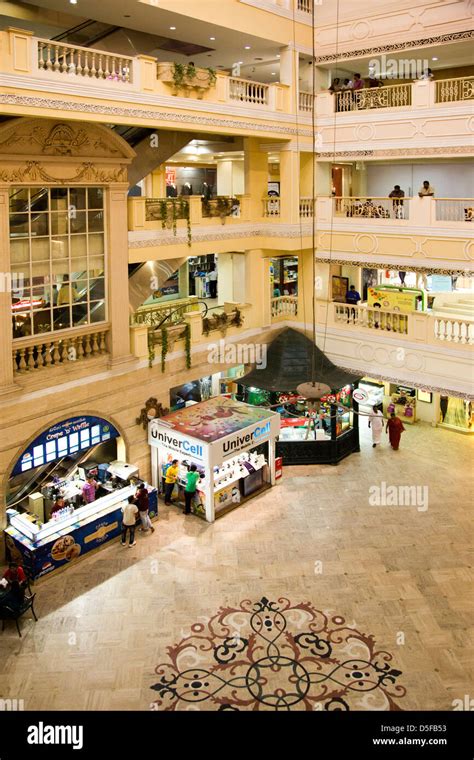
[148,397,281,522]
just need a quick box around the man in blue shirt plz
[345,285,361,323]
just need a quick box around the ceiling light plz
[237,61,244,65]
[70,0,77,4]
[244,46,251,50]
[271,72,276,75]
[210,37,215,41]
[170,26,176,30]
[432,57,438,61]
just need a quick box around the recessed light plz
[244,46,251,50]
[432,57,438,61]
[170,26,176,30]
[276,54,280,58]
[70,0,77,4]
[271,72,276,75]
[237,61,244,65]
[210,37,215,41]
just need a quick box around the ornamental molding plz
[315,256,473,276]
[318,146,474,159]
[129,223,313,247]
[0,117,134,160]
[314,30,474,63]
[0,93,311,138]
[0,160,128,184]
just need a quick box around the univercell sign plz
[148,426,205,460]
[222,420,272,455]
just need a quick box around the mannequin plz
[181,182,193,196]
[201,182,212,201]
[166,183,177,198]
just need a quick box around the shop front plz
[4,415,157,580]
[238,328,362,466]
[148,397,280,522]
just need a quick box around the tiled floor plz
[0,422,472,711]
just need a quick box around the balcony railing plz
[334,303,408,334]
[435,76,474,103]
[130,297,198,327]
[299,197,315,218]
[229,77,269,106]
[334,197,410,220]
[434,199,474,223]
[298,90,313,112]
[263,197,281,217]
[272,296,298,319]
[335,83,412,112]
[297,0,313,12]
[434,316,474,345]
[12,324,109,374]
[37,39,133,82]
[201,196,240,219]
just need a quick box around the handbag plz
[404,406,413,417]
[387,403,395,414]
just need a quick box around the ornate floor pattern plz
[151,596,406,711]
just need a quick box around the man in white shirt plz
[418,180,435,197]
[121,496,138,547]
[207,266,218,299]
[368,405,384,448]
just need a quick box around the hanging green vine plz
[206,67,217,87]
[159,198,168,230]
[161,325,168,373]
[182,322,192,368]
[171,62,216,93]
[172,62,186,90]
[148,331,155,368]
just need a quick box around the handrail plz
[12,321,110,349]
[35,35,134,61]
[229,75,270,89]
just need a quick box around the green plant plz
[206,67,217,87]
[182,322,192,369]
[172,62,186,90]
[230,308,243,328]
[159,198,168,230]
[148,332,155,368]
[186,63,197,82]
[160,325,168,373]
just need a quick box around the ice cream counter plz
[4,484,157,581]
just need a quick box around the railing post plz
[236,194,251,221]
[127,197,146,231]
[215,71,229,103]
[188,195,202,226]
[5,27,33,74]
[183,310,202,345]
[412,79,432,108]
[316,91,334,117]
[409,196,434,227]
[135,54,156,92]
[129,324,149,360]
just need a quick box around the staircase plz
[432,294,474,320]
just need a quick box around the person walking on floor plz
[184,464,201,515]
[368,405,384,448]
[135,483,155,533]
[386,412,405,450]
[121,495,138,547]
[164,459,179,505]
[208,265,218,299]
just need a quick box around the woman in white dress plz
[368,405,384,448]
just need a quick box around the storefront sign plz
[149,423,206,462]
[353,388,369,404]
[12,416,120,476]
[367,287,417,313]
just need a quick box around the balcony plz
[0,29,292,134]
[314,196,473,229]
[12,324,110,378]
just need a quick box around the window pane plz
[69,211,87,234]
[32,309,52,334]
[30,214,49,237]
[51,236,69,259]
[10,188,28,211]
[33,284,51,305]
[88,234,104,255]
[89,278,105,300]
[69,188,86,210]
[31,238,50,261]
[51,213,69,236]
[31,189,49,212]
[88,187,104,209]
[74,281,88,303]
[10,238,29,265]
[89,255,104,275]
[50,188,68,208]
[88,210,104,232]
[13,313,32,338]
[9,214,29,237]
[53,306,71,330]
[90,301,106,323]
[72,304,87,326]
[71,234,87,257]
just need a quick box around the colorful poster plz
[367,287,417,313]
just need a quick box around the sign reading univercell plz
[149,424,205,460]
[222,420,272,455]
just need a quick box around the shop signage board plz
[12,416,120,477]
[367,287,419,313]
[353,388,369,404]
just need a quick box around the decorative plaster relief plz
[0,160,127,184]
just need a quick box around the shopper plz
[184,464,201,515]
[208,266,218,299]
[121,495,138,547]
[350,73,364,90]
[135,483,155,533]
[329,77,341,92]
[0,579,26,613]
[419,67,434,80]
[82,475,98,504]
[368,405,384,448]
[386,412,405,450]
[418,180,435,197]
[164,459,179,505]
[3,562,27,586]
[345,284,361,323]
[51,495,66,515]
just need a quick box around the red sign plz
[275,457,283,480]
[165,166,176,186]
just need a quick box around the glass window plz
[10,187,107,338]
[57,437,68,455]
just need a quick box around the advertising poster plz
[332,275,349,303]
[367,287,417,313]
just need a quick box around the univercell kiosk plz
[148,397,281,522]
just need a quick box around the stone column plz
[0,185,19,396]
[105,183,135,367]
[244,138,268,220]
[279,148,300,224]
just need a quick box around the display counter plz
[149,397,280,522]
[5,483,157,581]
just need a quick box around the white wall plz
[366,163,474,198]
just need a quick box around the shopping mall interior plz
[0,0,472,734]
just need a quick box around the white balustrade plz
[436,76,474,103]
[37,39,133,83]
[334,197,410,220]
[299,197,314,218]
[298,91,314,112]
[434,199,474,223]
[434,317,474,345]
[229,77,269,106]
[13,326,109,374]
[334,303,408,334]
[297,0,312,12]
[263,197,281,217]
[271,296,298,319]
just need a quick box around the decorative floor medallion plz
[151,597,407,711]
